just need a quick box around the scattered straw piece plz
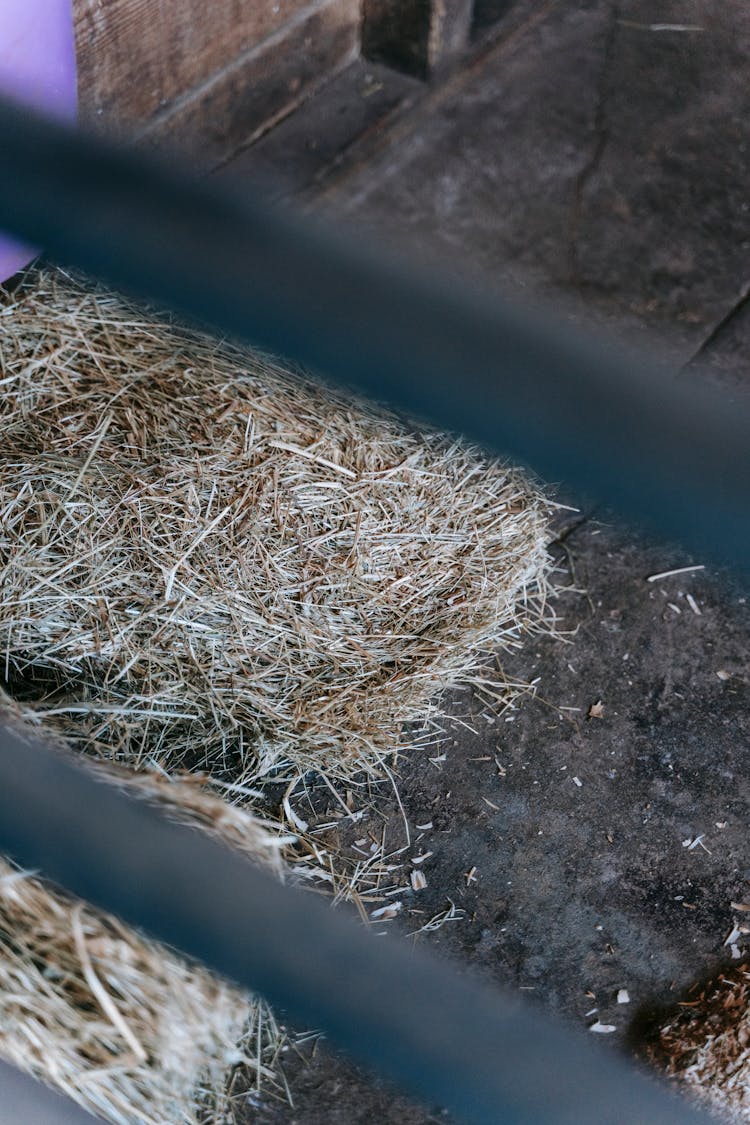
[647,565,705,583]
[408,901,465,936]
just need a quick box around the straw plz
[0,265,555,1121]
[0,266,553,791]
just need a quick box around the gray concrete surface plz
[225,3,750,1121]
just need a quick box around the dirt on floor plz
[220,2,750,1121]
[238,518,749,1124]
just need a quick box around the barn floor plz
[217,3,750,1121]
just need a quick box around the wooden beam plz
[74,0,360,168]
[141,0,360,170]
[362,0,474,79]
[74,0,314,126]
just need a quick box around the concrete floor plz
[222,3,750,1121]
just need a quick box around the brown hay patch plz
[649,965,750,1123]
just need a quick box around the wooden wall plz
[362,0,473,78]
[73,0,361,168]
[72,1,514,168]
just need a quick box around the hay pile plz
[0,267,551,785]
[650,965,750,1123]
[0,266,554,1122]
[0,861,250,1124]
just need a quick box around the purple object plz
[0,0,77,283]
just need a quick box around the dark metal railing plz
[0,93,742,1123]
[0,724,713,1125]
[0,96,748,569]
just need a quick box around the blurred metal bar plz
[0,95,747,569]
[0,94,740,1124]
[0,1060,100,1124]
[0,724,714,1125]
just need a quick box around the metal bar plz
[0,726,713,1125]
[0,1060,100,1124]
[0,95,747,571]
[0,95,740,1122]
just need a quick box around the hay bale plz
[0,267,552,787]
[0,266,554,1122]
[0,863,250,1124]
[0,712,289,1125]
[649,965,750,1123]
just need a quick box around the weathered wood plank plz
[140,0,360,170]
[74,0,318,126]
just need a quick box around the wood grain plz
[140,0,360,170]
[74,0,318,125]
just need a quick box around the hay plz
[0,267,552,789]
[0,709,289,1125]
[0,265,554,1122]
[650,965,750,1123]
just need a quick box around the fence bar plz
[0,94,741,1123]
[0,95,747,570]
[0,1060,100,1124]
[0,726,714,1125]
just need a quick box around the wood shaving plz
[410,870,427,892]
[369,902,403,921]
